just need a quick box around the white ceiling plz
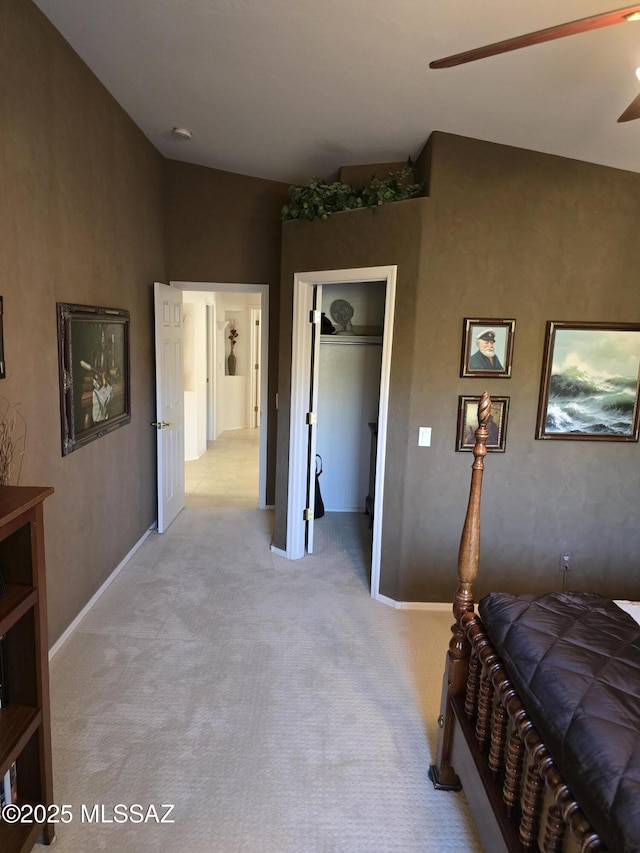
[33,0,640,184]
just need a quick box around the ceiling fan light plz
[636,67,640,81]
[624,12,640,22]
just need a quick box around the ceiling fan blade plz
[618,91,640,121]
[430,5,640,69]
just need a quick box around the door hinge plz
[254,406,258,413]
[303,508,313,521]
[306,412,317,425]
[309,310,321,324]
[255,363,259,370]
[255,319,260,326]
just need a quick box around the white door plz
[154,282,185,532]
[305,287,322,553]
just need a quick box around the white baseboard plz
[49,525,155,660]
[270,544,288,558]
[373,592,452,611]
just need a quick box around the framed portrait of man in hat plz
[461,318,515,378]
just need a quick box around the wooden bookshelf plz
[0,486,54,851]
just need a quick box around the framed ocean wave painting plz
[536,321,640,441]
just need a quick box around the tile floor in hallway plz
[185,427,259,508]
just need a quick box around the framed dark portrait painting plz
[536,321,640,441]
[456,395,510,452]
[57,303,131,455]
[461,318,515,378]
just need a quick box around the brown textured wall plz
[405,132,640,601]
[274,199,427,601]
[2,0,166,643]
[164,161,290,503]
[275,133,640,602]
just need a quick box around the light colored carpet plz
[185,429,260,508]
[46,508,482,852]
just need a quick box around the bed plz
[429,392,640,853]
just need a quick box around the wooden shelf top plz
[0,487,54,528]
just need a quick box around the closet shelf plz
[320,335,382,345]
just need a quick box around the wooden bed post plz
[430,391,491,790]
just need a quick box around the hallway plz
[185,427,259,508]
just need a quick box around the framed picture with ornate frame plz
[456,395,510,452]
[57,302,131,456]
[536,321,640,442]
[460,318,515,378]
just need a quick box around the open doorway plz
[185,428,260,508]
[172,281,269,509]
[313,280,385,580]
[282,265,397,603]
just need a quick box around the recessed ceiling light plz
[636,67,640,81]
[172,127,193,141]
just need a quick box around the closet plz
[315,281,385,516]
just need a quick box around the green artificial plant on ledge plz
[281,160,423,222]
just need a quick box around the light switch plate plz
[418,426,432,447]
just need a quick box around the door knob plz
[151,421,173,429]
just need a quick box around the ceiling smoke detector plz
[172,127,193,141]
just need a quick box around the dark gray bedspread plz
[479,591,640,853]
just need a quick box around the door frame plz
[249,307,261,429]
[171,280,269,509]
[286,265,397,602]
[206,302,216,441]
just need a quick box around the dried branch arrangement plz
[0,396,26,486]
